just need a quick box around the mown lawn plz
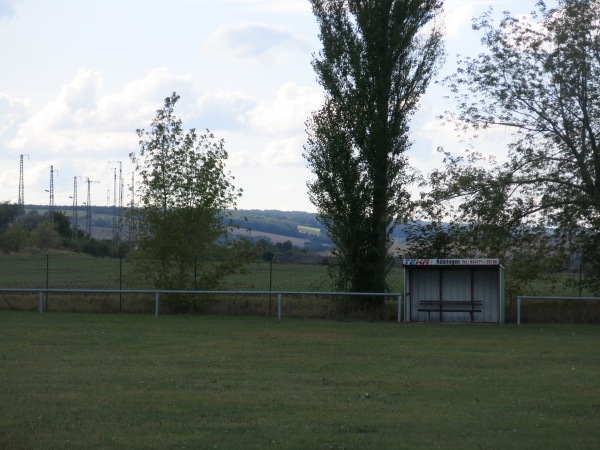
[1,312,599,449]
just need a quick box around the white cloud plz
[0,93,29,142]
[8,68,199,155]
[205,22,310,64]
[194,91,255,131]
[94,68,196,130]
[243,82,323,134]
[228,134,305,169]
[259,136,305,166]
[443,1,476,39]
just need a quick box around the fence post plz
[119,258,123,312]
[39,291,43,313]
[269,257,274,317]
[397,295,402,323]
[277,293,282,321]
[45,254,49,310]
[517,297,521,325]
[155,292,159,318]
[194,256,198,290]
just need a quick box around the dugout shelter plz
[403,258,505,324]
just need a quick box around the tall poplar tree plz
[304,0,444,299]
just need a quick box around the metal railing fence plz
[516,295,600,324]
[0,288,404,322]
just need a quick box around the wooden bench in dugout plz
[418,300,483,322]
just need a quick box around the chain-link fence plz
[0,253,404,291]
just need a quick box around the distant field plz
[0,252,125,289]
[229,228,309,247]
[297,225,321,236]
[0,253,404,293]
[1,313,599,449]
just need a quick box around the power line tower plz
[111,167,118,246]
[130,172,135,241]
[71,176,81,239]
[85,177,100,238]
[17,154,28,222]
[108,161,123,243]
[48,165,56,219]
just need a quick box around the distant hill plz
[229,210,329,243]
[229,209,409,244]
[23,205,409,245]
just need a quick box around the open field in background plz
[0,252,404,319]
[297,225,321,236]
[1,312,599,449]
[0,252,130,289]
[0,251,404,295]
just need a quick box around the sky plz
[0,0,556,213]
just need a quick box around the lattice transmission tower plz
[17,155,28,221]
[108,161,123,243]
[48,165,56,218]
[71,176,82,239]
[85,177,100,237]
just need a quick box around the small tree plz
[0,224,29,253]
[30,221,61,250]
[0,201,18,231]
[22,210,43,231]
[129,92,247,290]
[50,211,72,239]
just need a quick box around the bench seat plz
[418,300,483,322]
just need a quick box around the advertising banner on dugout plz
[403,258,500,266]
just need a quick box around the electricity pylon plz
[85,177,100,238]
[108,161,123,243]
[71,176,82,239]
[48,165,57,219]
[17,155,29,222]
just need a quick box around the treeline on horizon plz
[20,204,410,243]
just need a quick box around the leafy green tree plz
[304,0,444,300]
[0,224,29,253]
[50,211,72,239]
[129,92,247,290]
[0,202,18,231]
[30,221,60,250]
[404,220,462,259]
[431,0,600,293]
[22,210,43,231]
[405,203,569,310]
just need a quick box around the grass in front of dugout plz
[1,312,599,449]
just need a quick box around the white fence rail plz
[0,288,403,322]
[516,295,600,324]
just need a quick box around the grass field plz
[1,312,599,449]
[297,225,321,236]
[0,252,405,294]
